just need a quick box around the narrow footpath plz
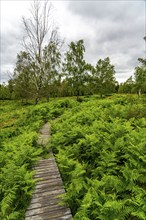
[25,123,72,220]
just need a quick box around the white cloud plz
[1,0,145,83]
[1,0,31,82]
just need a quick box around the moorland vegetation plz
[0,95,146,219]
[1,1,146,219]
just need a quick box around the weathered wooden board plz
[25,157,72,219]
[25,123,72,219]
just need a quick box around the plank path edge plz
[25,123,72,220]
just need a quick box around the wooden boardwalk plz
[25,123,72,220]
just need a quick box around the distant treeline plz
[1,0,145,103]
[0,46,145,103]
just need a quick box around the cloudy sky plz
[1,0,146,83]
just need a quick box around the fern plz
[51,95,146,219]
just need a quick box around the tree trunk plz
[46,94,50,102]
[138,89,141,96]
[76,89,80,101]
[35,88,40,105]
[35,97,39,105]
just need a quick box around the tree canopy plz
[134,58,146,95]
[63,39,91,100]
[92,57,116,97]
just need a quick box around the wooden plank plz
[34,174,60,180]
[27,197,61,210]
[33,184,64,194]
[37,158,55,163]
[36,177,62,185]
[34,164,58,170]
[53,214,72,220]
[34,173,61,181]
[29,190,64,204]
[35,168,59,175]
[26,204,69,217]
[31,188,65,199]
[35,179,63,189]
[25,209,71,220]
[25,123,72,220]
[34,181,63,190]
[34,171,60,177]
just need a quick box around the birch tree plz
[22,0,62,104]
[134,58,146,95]
[63,40,90,100]
[93,57,116,97]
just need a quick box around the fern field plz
[50,95,146,219]
[0,99,76,219]
[0,95,146,219]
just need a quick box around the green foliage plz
[1,96,146,219]
[134,58,146,94]
[63,39,91,100]
[11,31,62,104]
[0,98,77,219]
[92,57,116,97]
[13,51,34,103]
[118,76,135,94]
[51,95,146,219]
[0,102,42,219]
[0,83,12,100]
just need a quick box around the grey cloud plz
[1,0,145,83]
[0,66,13,83]
[67,1,144,23]
[1,22,23,82]
[74,1,145,82]
[1,26,22,59]
[115,71,133,82]
[63,1,144,47]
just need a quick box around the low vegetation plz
[50,95,146,219]
[1,95,145,219]
[0,98,76,219]
[1,1,145,219]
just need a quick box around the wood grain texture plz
[25,123,72,219]
[25,157,72,219]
